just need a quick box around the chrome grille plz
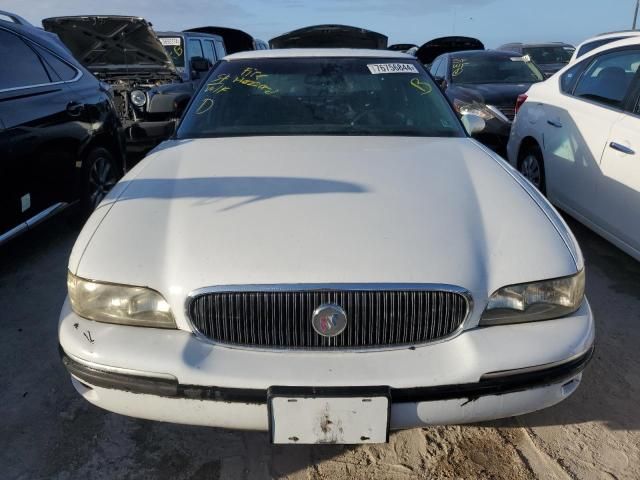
[187,287,470,349]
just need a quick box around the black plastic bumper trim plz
[60,344,593,405]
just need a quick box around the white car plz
[508,37,640,261]
[60,49,594,445]
[570,30,640,64]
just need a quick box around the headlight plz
[453,99,495,120]
[130,90,147,107]
[480,270,585,326]
[67,272,176,328]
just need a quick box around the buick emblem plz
[312,304,347,338]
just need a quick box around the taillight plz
[515,94,528,115]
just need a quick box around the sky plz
[3,0,638,48]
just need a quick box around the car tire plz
[518,144,546,194]
[81,147,120,213]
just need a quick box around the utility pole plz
[634,0,640,29]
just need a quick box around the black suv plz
[497,42,575,76]
[0,11,125,246]
[42,16,219,154]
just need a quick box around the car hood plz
[447,82,534,106]
[269,25,388,49]
[71,136,576,323]
[42,16,176,74]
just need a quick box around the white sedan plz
[508,37,640,261]
[60,49,594,445]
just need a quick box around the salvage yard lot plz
[0,213,638,479]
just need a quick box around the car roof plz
[224,48,413,60]
[0,14,79,62]
[577,35,640,58]
[500,42,573,48]
[157,30,223,41]
[578,31,640,46]
[444,49,521,58]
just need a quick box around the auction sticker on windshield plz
[160,37,181,46]
[367,63,419,74]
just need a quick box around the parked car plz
[416,36,484,67]
[388,43,418,53]
[269,24,388,49]
[497,42,575,76]
[0,11,125,246]
[157,30,226,82]
[186,26,265,54]
[431,49,545,152]
[60,49,593,444]
[508,37,640,261]
[42,16,204,154]
[570,31,640,63]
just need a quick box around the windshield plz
[522,46,574,65]
[450,55,544,84]
[159,37,185,68]
[177,58,464,138]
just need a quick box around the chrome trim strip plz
[65,350,177,381]
[0,223,28,246]
[473,140,584,271]
[184,284,474,353]
[0,202,68,246]
[480,347,591,380]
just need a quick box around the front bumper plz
[59,298,594,429]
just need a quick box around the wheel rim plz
[88,157,117,209]
[520,154,541,188]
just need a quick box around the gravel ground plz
[0,211,638,479]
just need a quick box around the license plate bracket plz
[268,386,391,445]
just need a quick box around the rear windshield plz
[177,57,465,139]
[522,46,574,65]
[159,36,185,68]
[450,55,544,84]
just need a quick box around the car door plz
[0,28,79,233]
[542,48,638,218]
[593,67,640,254]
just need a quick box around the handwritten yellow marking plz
[410,78,433,95]
[232,75,278,95]
[195,98,214,115]
[452,59,468,77]
[173,46,183,56]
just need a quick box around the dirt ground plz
[0,212,638,480]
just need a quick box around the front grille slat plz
[189,288,469,350]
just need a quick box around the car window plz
[203,40,217,63]
[523,46,574,65]
[435,58,447,78]
[573,49,640,108]
[450,54,544,84]
[560,63,585,93]
[188,39,204,61]
[160,36,185,68]
[214,40,226,59]
[576,37,624,59]
[34,46,78,81]
[0,29,51,90]
[429,58,441,76]
[178,58,465,139]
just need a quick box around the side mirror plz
[190,56,211,75]
[461,114,486,136]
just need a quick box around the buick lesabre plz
[59,49,594,444]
